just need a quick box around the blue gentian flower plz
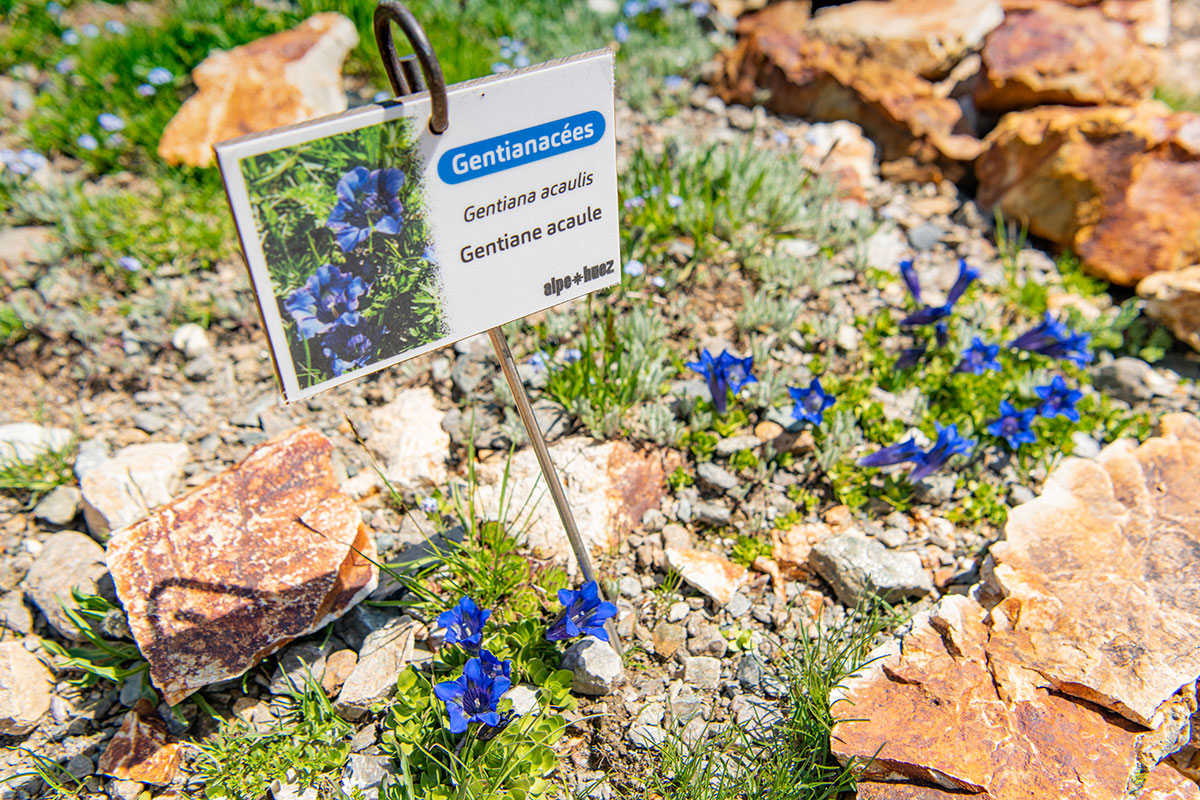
[55,58,74,74]
[117,256,142,272]
[475,710,516,742]
[104,20,126,34]
[686,349,757,416]
[546,580,617,642]
[614,21,630,43]
[955,337,1001,374]
[438,596,490,655]
[690,1,711,15]
[434,657,510,733]
[788,379,835,426]
[514,53,530,68]
[479,649,512,681]
[909,423,975,482]
[326,166,406,252]
[858,437,923,468]
[76,133,98,150]
[664,76,685,91]
[650,275,666,288]
[895,346,926,370]
[561,348,582,364]
[1035,376,1083,422]
[81,23,99,37]
[900,259,977,328]
[527,351,548,372]
[987,401,1037,450]
[98,113,125,132]
[624,195,645,209]
[283,264,367,341]
[1009,313,1092,367]
[666,193,683,208]
[624,259,645,277]
[623,0,643,15]
[62,29,80,45]
[136,83,156,97]
[491,61,509,73]
[320,324,374,376]
[147,67,173,86]
[2,149,47,175]
[419,496,438,514]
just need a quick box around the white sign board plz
[216,50,619,403]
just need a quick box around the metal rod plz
[487,327,622,653]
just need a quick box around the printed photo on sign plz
[217,51,620,403]
[241,118,446,391]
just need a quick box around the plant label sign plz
[216,50,619,402]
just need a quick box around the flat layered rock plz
[106,428,377,705]
[805,0,1003,79]
[1002,0,1170,47]
[975,2,1158,112]
[987,413,1200,727]
[80,442,189,540]
[475,437,669,569]
[712,19,982,182]
[1138,266,1200,354]
[665,546,749,606]
[356,387,449,493]
[832,596,1186,799]
[977,103,1200,286]
[97,699,181,785]
[158,13,358,167]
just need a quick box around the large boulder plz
[713,11,983,182]
[106,428,377,705]
[158,13,358,167]
[1002,0,1171,47]
[976,103,1200,286]
[974,2,1159,112]
[804,0,1003,79]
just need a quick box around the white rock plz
[24,531,108,641]
[503,684,540,716]
[0,422,72,467]
[665,546,749,606]
[865,227,909,272]
[0,641,53,735]
[561,637,625,696]
[79,442,189,539]
[350,387,448,495]
[171,323,212,358]
[335,618,415,720]
[683,656,721,690]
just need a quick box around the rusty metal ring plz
[373,1,449,134]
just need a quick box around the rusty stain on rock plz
[106,428,377,705]
[97,699,182,785]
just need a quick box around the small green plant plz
[1,748,85,800]
[730,534,772,568]
[0,440,76,501]
[40,589,148,689]
[193,673,353,799]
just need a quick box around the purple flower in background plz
[955,337,1001,374]
[283,264,367,341]
[434,657,510,733]
[623,0,643,15]
[1009,313,1092,367]
[55,58,74,74]
[687,349,757,415]
[908,423,974,482]
[81,23,99,37]
[527,350,548,372]
[76,133,98,150]
[105,134,124,148]
[690,1,712,15]
[438,596,491,656]
[858,437,923,468]
[62,29,80,45]
[491,61,509,73]
[2,149,47,175]
[546,581,618,642]
[895,346,926,370]
[514,53,530,68]
[650,275,666,288]
[147,67,173,86]
[935,321,949,349]
[136,83,156,97]
[104,20,127,34]
[667,193,683,208]
[624,195,645,209]
[419,496,438,514]
[327,166,406,252]
[47,1,63,14]
[561,347,582,364]
[98,113,125,132]
[614,21,630,43]
[117,256,142,272]
[664,75,685,91]
[1035,376,1083,422]
[900,259,977,328]
[624,259,645,277]
[788,378,836,426]
[320,324,374,376]
[987,401,1037,450]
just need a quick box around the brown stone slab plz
[987,414,1200,726]
[833,596,1167,800]
[106,428,377,704]
[97,700,181,786]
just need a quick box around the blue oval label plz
[437,111,606,185]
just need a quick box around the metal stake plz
[487,328,622,653]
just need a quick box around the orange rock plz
[711,20,982,180]
[734,0,810,36]
[97,700,181,786]
[976,103,1200,285]
[665,545,749,605]
[106,428,377,705]
[1002,0,1170,47]
[804,0,1003,79]
[771,521,830,579]
[158,13,358,167]
[974,3,1159,113]
[1138,265,1200,353]
[987,412,1200,727]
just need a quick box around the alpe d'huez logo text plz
[437,111,605,184]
